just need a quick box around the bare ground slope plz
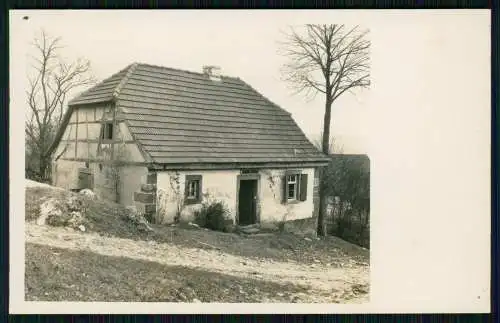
[24,180,369,303]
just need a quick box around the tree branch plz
[25,30,97,182]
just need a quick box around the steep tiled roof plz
[67,63,329,166]
[68,64,135,106]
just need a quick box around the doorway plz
[238,179,258,225]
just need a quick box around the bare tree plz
[311,133,343,155]
[279,24,370,236]
[25,30,96,182]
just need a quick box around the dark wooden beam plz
[57,157,148,167]
[59,139,136,144]
[155,161,328,171]
[67,119,126,125]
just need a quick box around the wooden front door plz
[238,179,258,225]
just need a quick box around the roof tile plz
[68,63,329,165]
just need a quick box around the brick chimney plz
[202,65,222,81]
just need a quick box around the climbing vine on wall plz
[108,141,130,203]
[168,171,183,222]
[156,188,169,224]
[262,169,293,231]
[262,170,279,200]
[155,172,183,224]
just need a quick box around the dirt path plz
[26,223,369,303]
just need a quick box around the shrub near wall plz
[323,154,370,249]
[193,198,233,232]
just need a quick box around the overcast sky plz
[10,10,370,154]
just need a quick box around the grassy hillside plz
[25,182,369,303]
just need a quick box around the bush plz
[193,200,232,232]
[327,207,370,248]
[41,195,89,229]
[323,154,370,248]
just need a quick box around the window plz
[185,175,202,204]
[187,180,199,199]
[282,172,308,203]
[101,122,113,140]
[287,175,298,200]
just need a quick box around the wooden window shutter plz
[197,176,203,202]
[299,173,308,201]
[282,175,288,204]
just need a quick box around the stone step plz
[237,223,261,234]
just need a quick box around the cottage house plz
[49,63,329,233]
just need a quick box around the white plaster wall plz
[119,165,148,206]
[52,159,85,190]
[62,142,76,159]
[156,170,239,224]
[114,143,144,162]
[87,123,101,138]
[259,168,315,224]
[76,142,89,159]
[118,122,133,141]
[76,123,87,139]
[90,162,117,202]
[156,167,316,225]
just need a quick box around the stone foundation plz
[283,217,318,237]
[258,217,317,236]
[134,171,157,223]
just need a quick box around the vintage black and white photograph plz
[15,10,371,304]
[11,9,491,314]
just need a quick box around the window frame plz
[187,180,199,199]
[283,170,308,204]
[101,122,114,141]
[286,174,299,201]
[184,175,202,204]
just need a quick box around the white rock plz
[38,198,62,225]
[78,225,86,232]
[36,214,48,226]
[192,298,201,303]
[79,189,96,199]
[188,222,200,228]
[126,205,138,214]
[304,237,312,241]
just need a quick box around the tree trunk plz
[317,98,333,236]
[317,176,327,237]
[321,98,332,154]
[38,154,49,183]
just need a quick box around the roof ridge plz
[113,63,139,99]
[133,62,239,80]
